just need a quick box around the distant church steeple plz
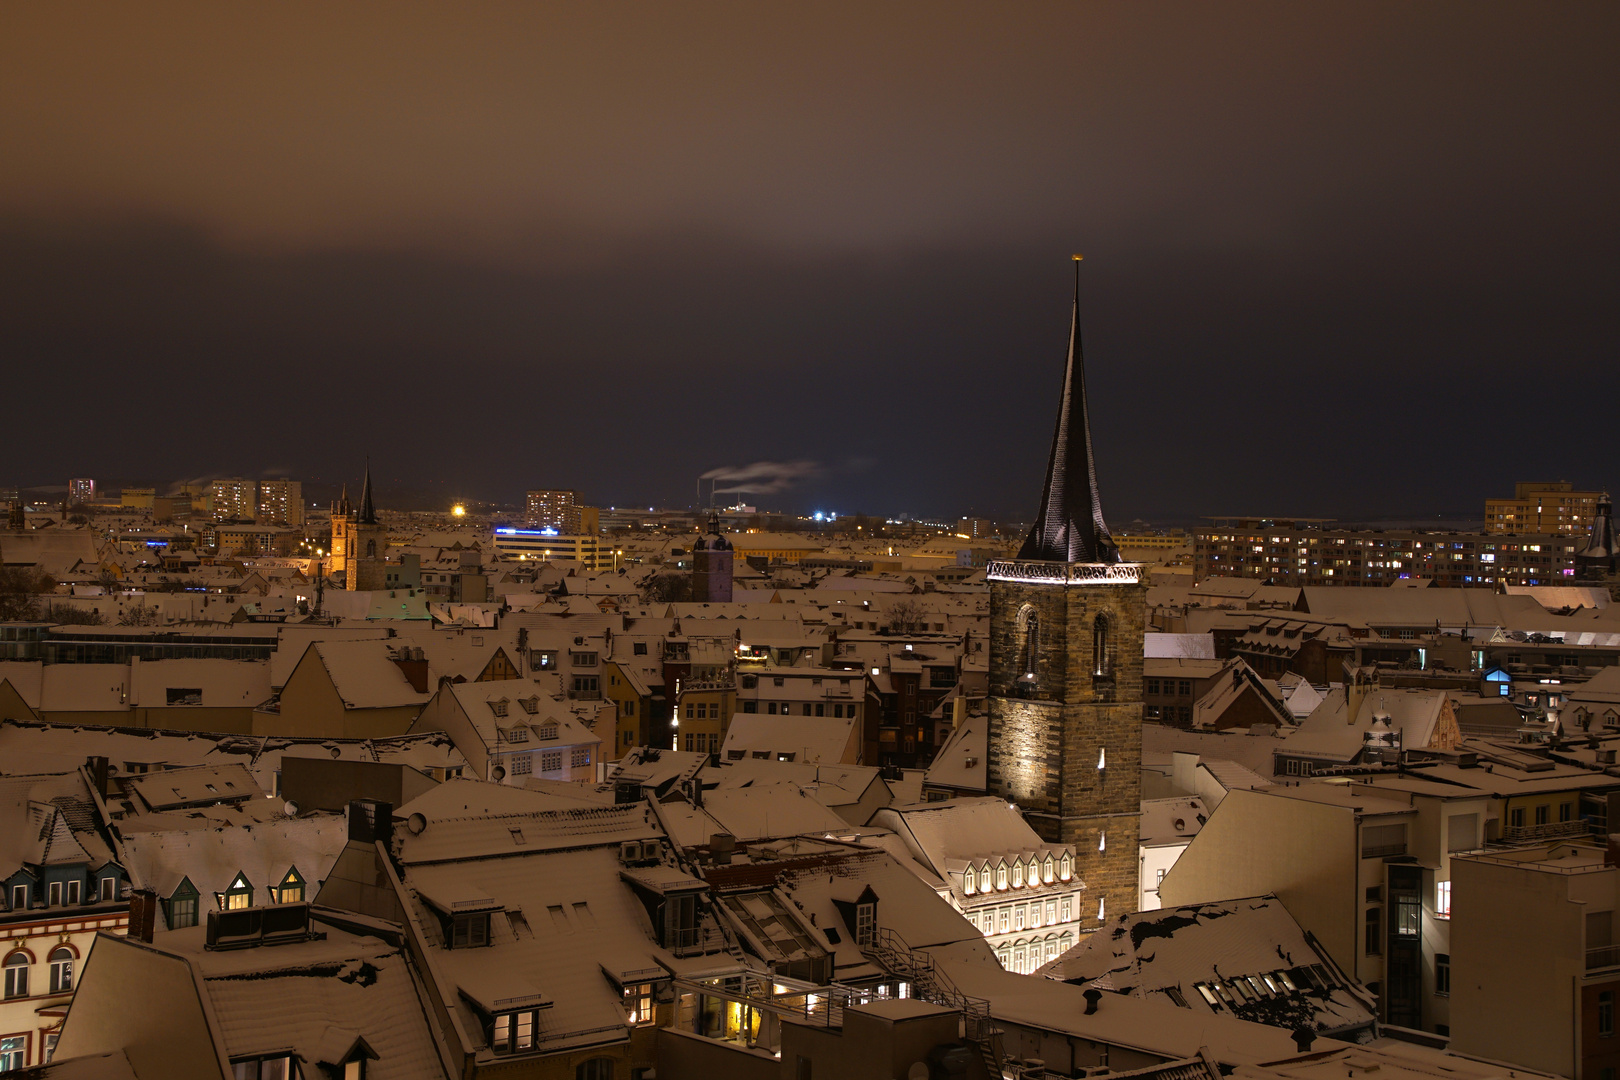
[1018,256,1118,565]
[358,461,378,526]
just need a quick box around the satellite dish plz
[282,800,298,817]
[406,812,427,835]
[491,765,506,782]
[908,1064,930,1080]
[328,746,342,759]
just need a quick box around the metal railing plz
[985,560,1143,586]
[1588,946,1620,971]
[1500,820,1591,843]
[668,924,727,957]
[864,927,1006,1077]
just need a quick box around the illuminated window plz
[1043,856,1054,883]
[277,867,304,904]
[624,981,655,1026]
[219,872,253,911]
[1092,615,1112,677]
[492,1008,540,1054]
[979,867,991,892]
[1011,862,1024,887]
[996,865,1007,889]
[1435,880,1451,918]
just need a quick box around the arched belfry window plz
[1016,604,1040,684]
[1092,613,1112,678]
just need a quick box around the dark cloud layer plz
[1,3,1616,518]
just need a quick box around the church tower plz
[329,465,390,590]
[987,258,1146,923]
[691,513,734,603]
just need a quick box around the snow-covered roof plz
[1034,896,1376,1036]
[720,713,855,764]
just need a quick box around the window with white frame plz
[510,753,533,776]
[1,1038,27,1072]
[856,902,876,946]
[3,953,28,998]
[48,947,73,993]
[1436,880,1451,918]
[540,751,563,773]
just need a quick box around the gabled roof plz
[308,641,430,710]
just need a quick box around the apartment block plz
[1485,481,1603,536]
[1193,518,1580,587]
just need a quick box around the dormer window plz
[1043,856,1055,883]
[538,723,559,741]
[167,878,200,928]
[492,1008,539,1054]
[520,697,540,715]
[855,901,876,946]
[505,727,529,744]
[978,867,991,893]
[490,699,510,718]
[229,1054,294,1080]
[451,912,491,948]
[218,872,253,911]
[996,865,1008,890]
[1011,861,1024,887]
[277,867,304,904]
[1059,854,1071,881]
[963,868,976,895]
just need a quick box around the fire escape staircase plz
[865,927,1009,1079]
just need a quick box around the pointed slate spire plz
[358,461,378,525]
[1017,256,1119,565]
[1579,493,1616,576]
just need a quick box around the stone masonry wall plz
[989,571,1148,921]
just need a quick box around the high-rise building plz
[1484,481,1603,536]
[257,479,305,526]
[210,478,258,522]
[68,478,95,504]
[986,259,1146,923]
[525,489,583,533]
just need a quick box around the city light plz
[451,503,466,518]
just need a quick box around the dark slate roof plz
[358,464,378,526]
[1016,259,1119,565]
[1579,493,1615,570]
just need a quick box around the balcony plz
[1499,819,1590,844]
[668,924,728,957]
[1588,946,1620,972]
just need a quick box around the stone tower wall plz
[988,573,1147,921]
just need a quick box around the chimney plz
[85,756,109,799]
[128,888,159,943]
[391,650,429,694]
[1291,1027,1316,1053]
[1083,988,1103,1015]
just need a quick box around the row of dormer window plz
[961,852,1073,895]
[6,875,121,913]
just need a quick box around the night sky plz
[3,4,1616,522]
